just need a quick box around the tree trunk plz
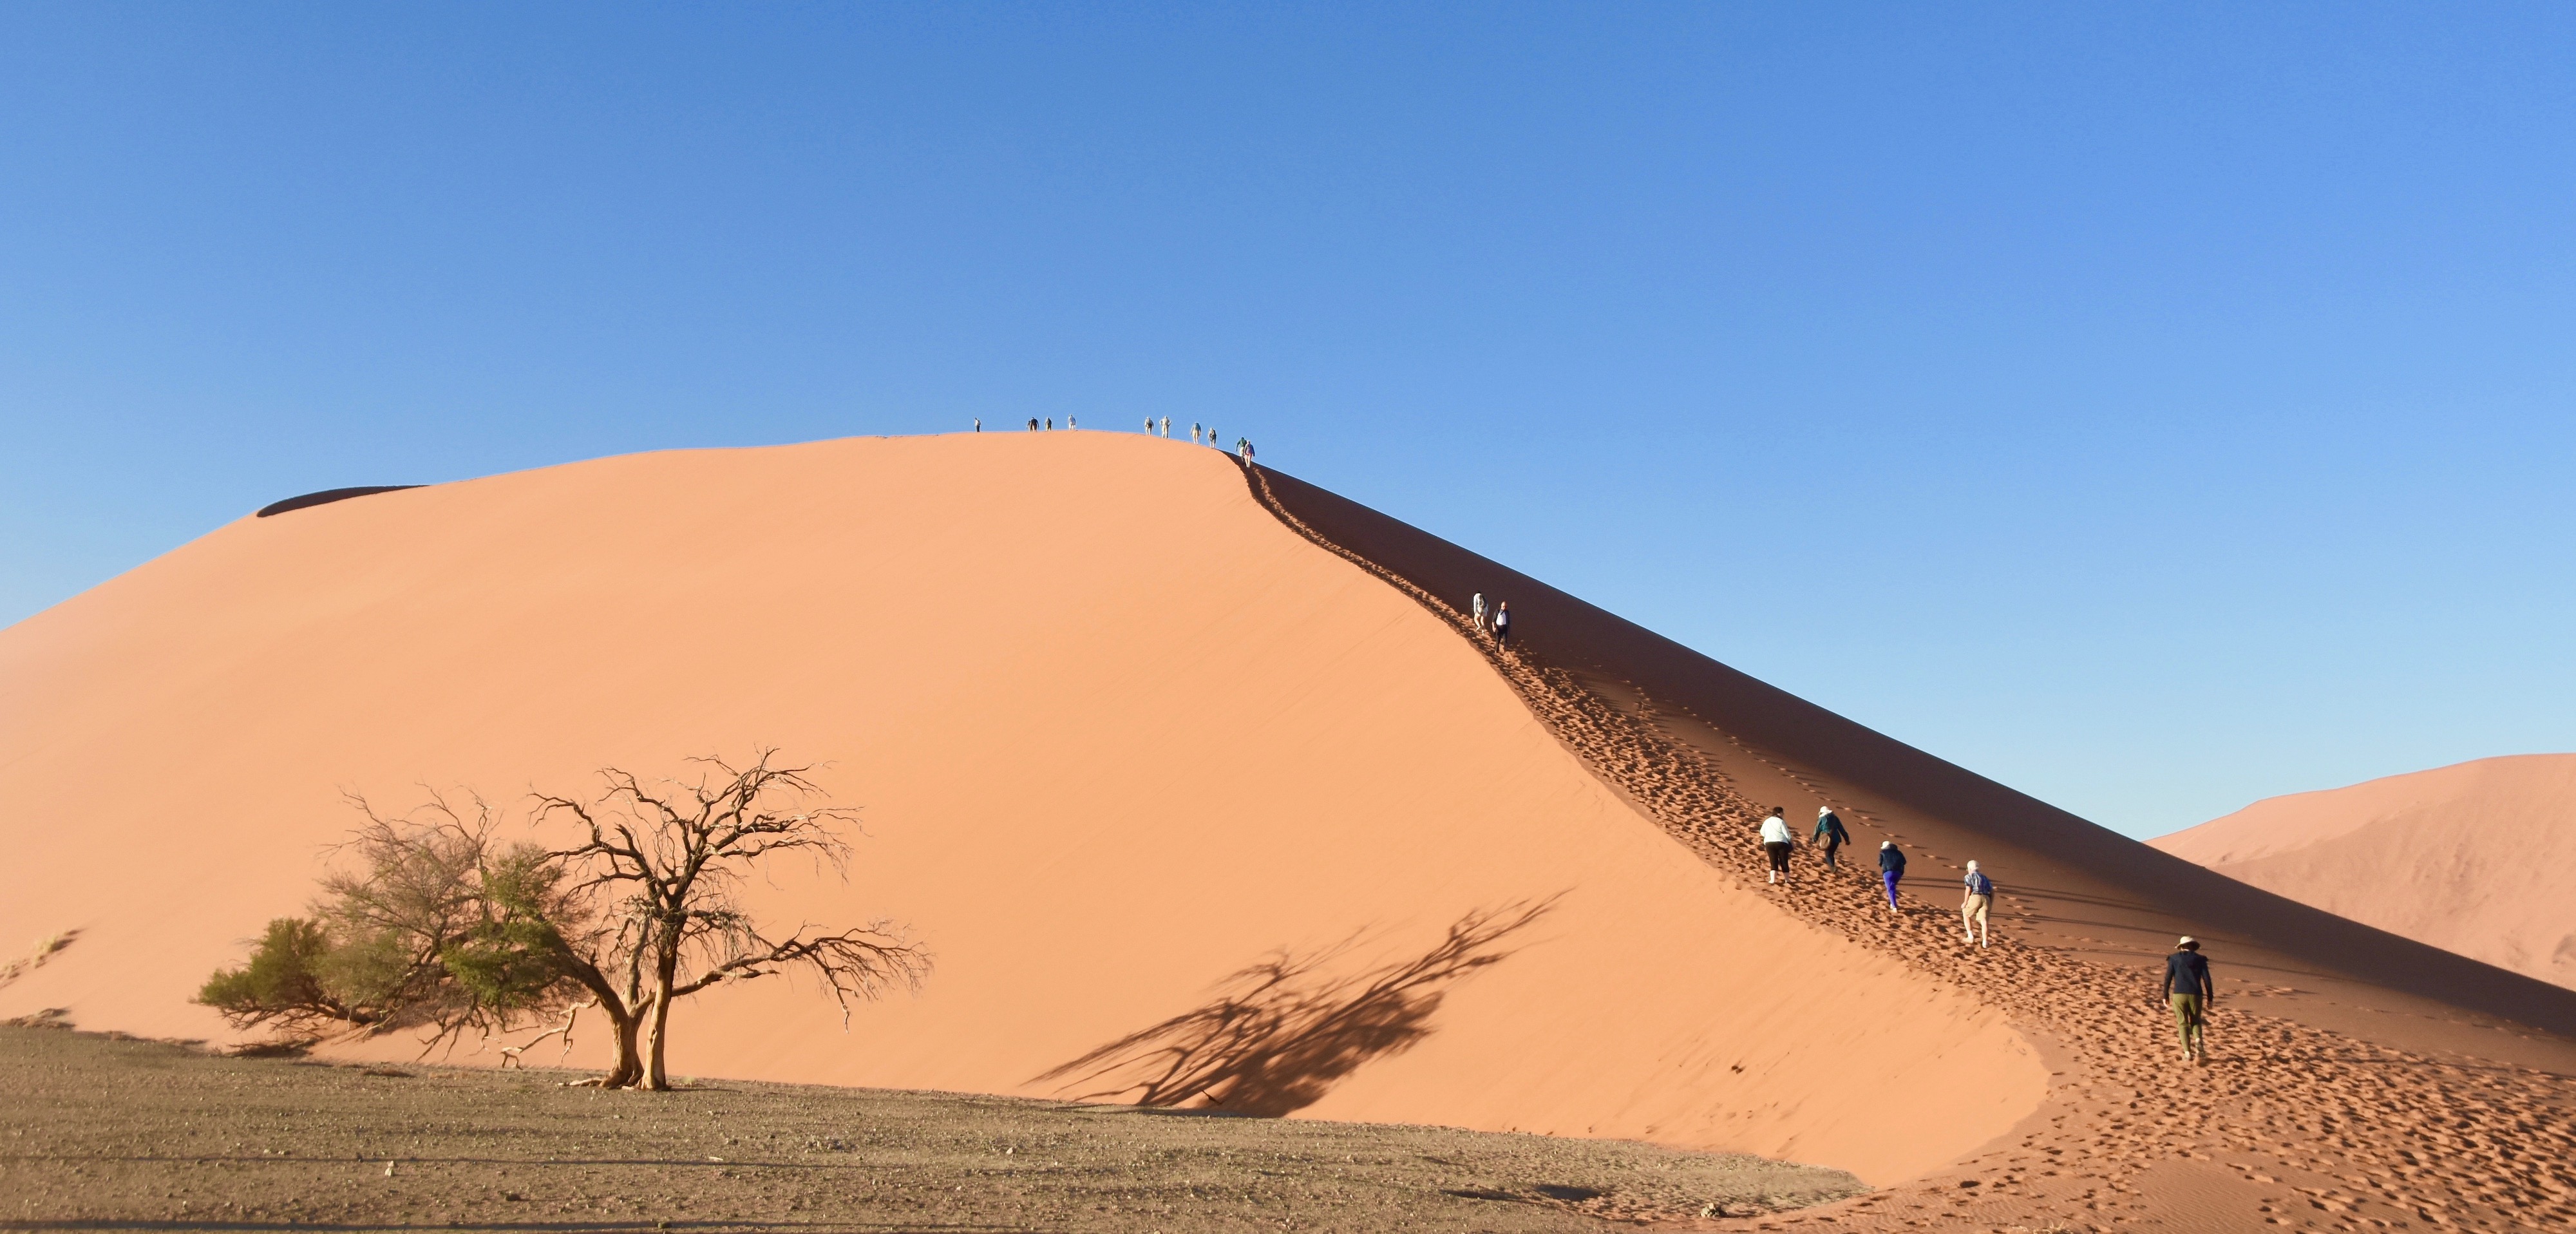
[601,1006,644,1088]
[640,949,679,1090]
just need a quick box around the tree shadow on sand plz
[1033,898,1558,1117]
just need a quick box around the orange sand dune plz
[2152,754,2576,991]
[0,433,2036,1185]
[1256,466,2576,1228]
[1260,468,2576,1052]
[5,433,2573,1228]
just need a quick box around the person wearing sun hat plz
[1812,805,1850,869]
[2161,935,2215,1064]
[1961,860,1994,947]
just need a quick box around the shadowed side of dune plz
[1254,464,2576,1043]
[254,485,423,517]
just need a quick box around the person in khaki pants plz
[1960,860,1994,947]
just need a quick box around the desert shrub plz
[196,800,576,1046]
[197,917,359,1030]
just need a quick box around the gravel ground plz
[0,1025,1863,1232]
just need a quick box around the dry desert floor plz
[0,1024,1864,1232]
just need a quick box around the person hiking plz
[1026,417,1038,432]
[973,418,981,432]
[1160,416,1171,437]
[1492,602,1511,647]
[1962,860,1994,947]
[1812,806,1850,869]
[1878,841,1906,911]
[1472,593,1487,632]
[2162,936,2215,1064]
[1759,808,1795,884]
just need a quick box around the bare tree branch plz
[527,748,930,1088]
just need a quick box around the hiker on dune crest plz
[1878,840,1906,911]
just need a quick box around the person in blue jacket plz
[1877,841,1906,911]
[1812,806,1850,869]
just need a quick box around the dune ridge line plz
[1236,457,2576,1230]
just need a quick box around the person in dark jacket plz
[2161,936,2215,1064]
[1877,841,1906,911]
[1812,806,1850,869]
[1492,602,1511,648]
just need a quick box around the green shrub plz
[197,918,349,1028]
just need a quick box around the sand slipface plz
[1251,462,2576,1229]
[0,432,2040,1186]
[2152,754,2576,991]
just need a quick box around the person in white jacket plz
[1759,808,1795,884]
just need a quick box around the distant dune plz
[4,433,2572,1228]
[2152,754,2576,991]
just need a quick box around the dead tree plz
[534,751,928,1090]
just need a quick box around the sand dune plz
[1255,464,2576,1228]
[0,433,2035,1186]
[2152,754,2576,991]
[4,432,2572,1228]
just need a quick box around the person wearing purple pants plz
[1877,841,1906,911]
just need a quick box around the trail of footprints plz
[1244,464,2576,1230]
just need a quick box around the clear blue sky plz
[6,3,2573,839]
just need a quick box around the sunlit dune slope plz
[2151,755,2576,992]
[0,432,2041,1185]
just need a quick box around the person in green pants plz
[1812,806,1850,869]
[2161,936,2215,1064]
